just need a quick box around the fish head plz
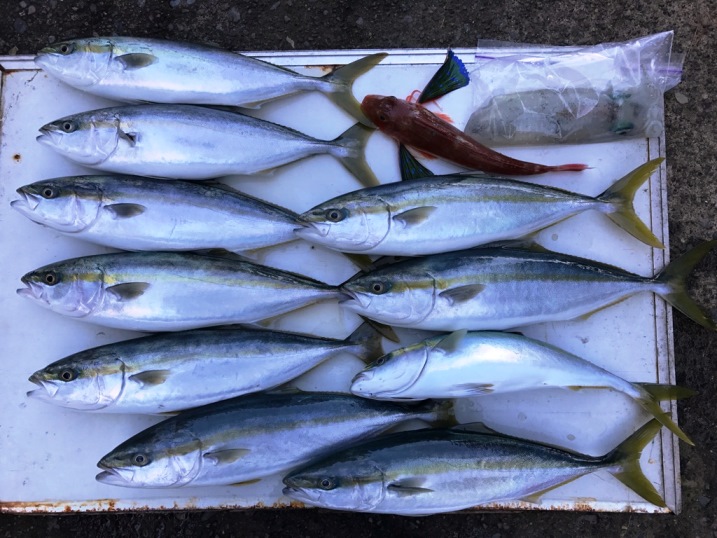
[96,427,204,488]
[17,258,106,318]
[351,342,430,400]
[360,95,415,138]
[283,457,386,512]
[35,38,114,88]
[340,266,436,326]
[12,177,103,232]
[37,109,124,166]
[295,194,391,252]
[27,350,125,410]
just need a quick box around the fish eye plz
[44,271,59,286]
[60,369,78,382]
[133,454,150,466]
[61,121,77,133]
[41,187,57,199]
[58,43,74,55]
[374,356,387,366]
[319,477,335,490]
[370,281,390,294]
[325,208,347,223]
[378,113,387,122]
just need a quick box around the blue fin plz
[417,49,470,104]
[399,144,435,181]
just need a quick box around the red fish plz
[361,95,588,175]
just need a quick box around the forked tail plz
[654,240,717,330]
[604,419,667,507]
[323,53,389,127]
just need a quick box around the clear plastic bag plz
[465,31,683,146]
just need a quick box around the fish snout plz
[351,370,374,385]
[17,280,44,301]
[11,190,40,212]
[294,220,331,239]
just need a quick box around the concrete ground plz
[1,1,716,536]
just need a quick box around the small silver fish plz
[296,159,664,255]
[27,323,383,414]
[36,104,378,186]
[35,37,387,126]
[17,251,345,332]
[95,392,456,488]
[283,421,667,515]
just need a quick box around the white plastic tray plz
[0,48,678,513]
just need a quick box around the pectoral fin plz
[203,448,251,466]
[118,130,137,146]
[388,478,434,496]
[451,382,494,395]
[129,369,171,387]
[106,282,150,301]
[104,203,146,219]
[439,284,485,305]
[116,53,158,70]
[393,207,437,228]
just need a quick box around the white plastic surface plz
[0,49,678,513]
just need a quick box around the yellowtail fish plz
[18,251,345,332]
[340,242,717,331]
[283,420,666,515]
[351,330,694,444]
[296,159,664,255]
[96,392,455,487]
[36,104,378,186]
[35,37,386,126]
[28,323,383,414]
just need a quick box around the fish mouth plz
[95,469,133,487]
[27,373,59,399]
[350,371,377,398]
[36,128,63,148]
[17,280,44,302]
[282,486,321,505]
[96,463,136,487]
[338,288,368,310]
[11,190,40,213]
[294,220,330,239]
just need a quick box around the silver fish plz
[35,37,387,126]
[296,159,664,255]
[283,420,666,515]
[11,175,299,252]
[351,329,694,444]
[17,251,344,332]
[27,323,383,414]
[95,392,455,488]
[339,242,717,331]
[36,104,378,186]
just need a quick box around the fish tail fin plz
[331,122,380,187]
[604,419,667,507]
[632,382,696,445]
[654,240,717,330]
[323,53,388,127]
[345,321,385,363]
[598,158,665,248]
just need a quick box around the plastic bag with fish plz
[464,31,683,145]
